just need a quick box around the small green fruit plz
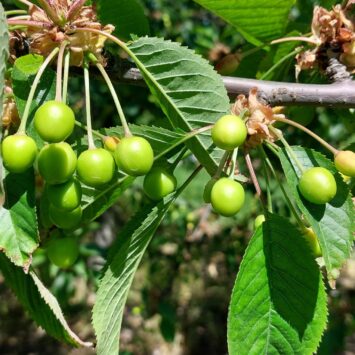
[47,178,82,211]
[298,167,337,204]
[210,177,245,217]
[114,136,154,176]
[46,233,79,269]
[212,115,248,151]
[334,150,355,177]
[143,167,177,200]
[104,136,119,153]
[1,134,37,173]
[34,101,75,142]
[38,142,77,184]
[203,178,217,203]
[77,148,116,187]
[254,214,266,229]
[302,227,322,258]
[49,205,82,229]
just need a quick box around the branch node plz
[326,58,352,83]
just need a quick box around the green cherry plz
[334,150,355,177]
[38,142,77,184]
[1,134,37,173]
[212,115,248,151]
[143,167,177,201]
[203,178,217,203]
[298,167,337,204]
[77,148,116,187]
[49,205,82,230]
[46,233,79,269]
[254,214,266,229]
[210,177,245,217]
[114,136,154,176]
[34,100,75,143]
[47,178,82,211]
[302,227,322,258]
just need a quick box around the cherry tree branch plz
[113,66,355,108]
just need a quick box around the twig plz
[111,66,355,108]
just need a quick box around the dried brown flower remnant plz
[2,82,20,129]
[8,0,114,66]
[296,1,355,74]
[232,88,281,149]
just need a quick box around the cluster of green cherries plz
[1,100,178,267]
[2,104,355,267]
[202,114,355,218]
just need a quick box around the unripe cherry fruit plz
[210,177,245,217]
[203,178,217,203]
[143,167,177,201]
[212,115,248,151]
[302,227,322,258]
[1,134,37,173]
[298,167,337,205]
[47,178,82,211]
[49,205,82,230]
[334,150,355,177]
[254,214,266,229]
[37,142,77,184]
[34,100,75,143]
[46,232,79,269]
[114,136,154,176]
[77,148,115,187]
[104,136,120,153]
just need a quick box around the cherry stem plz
[94,60,132,137]
[16,0,33,7]
[260,146,305,229]
[258,147,273,213]
[260,48,301,80]
[228,148,238,178]
[17,47,60,134]
[62,50,70,104]
[271,36,319,45]
[74,120,106,140]
[5,15,30,20]
[55,41,69,102]
[170,147,188,171]
[245,152,263,200]
[214,151,230,179]
[5,10,28,16]
[154,124,213,161]
[273,114,339,155]
[176,165,203,195]
[83,64,96,150]
[7,19,51,28]
[269,126,306,174]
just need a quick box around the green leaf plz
[12,54,56,147]
[193,0,295,45]
[227,214,327,355]
[0,253,92,347]
[128,37,230,175]
[0,2,9,121]
[279,147,354,274]
[0,168,39,269]
[93,196,176,354]
[92,168,201,354]
[98,0,150,40]
[81,175,135,222]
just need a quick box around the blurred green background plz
[1,0,355,354]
